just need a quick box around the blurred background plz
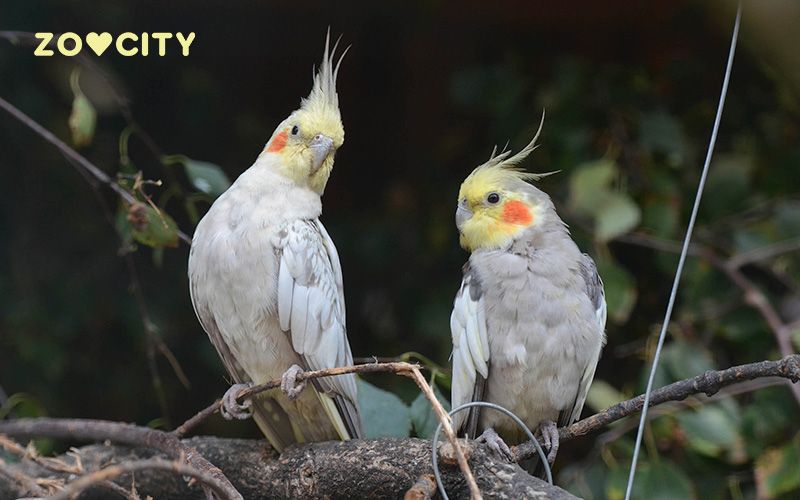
[2,1,800,498]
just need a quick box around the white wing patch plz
[450,268,489,431]
[275,219,359,428]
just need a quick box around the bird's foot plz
[220,382,253,420]
[476,427,513,461]
[280,364,307,400]
[538,420,560,464]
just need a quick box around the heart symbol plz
[85,32,112,56]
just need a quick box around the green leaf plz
[585,379,625,412]
[755,433,800,499]
[639,111,689,167]
[410,382,450,439]
[184,159,231,197]
[568,160,617,215]
[68,69,96,148]
[356,378,412,438]
[632,460,696,500]
[595,193,641,242]
[123,203,180,249]
[596,258,637,324]
[662,340,715,381]
[676,404,740,458]
[163,155,231,198]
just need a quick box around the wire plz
[431,401,552,499]
[624,3,743,498]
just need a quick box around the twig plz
[0,419,242,500]
[727,236,800,269]
[0,436,133,498]
[404,474,437,500]
[49,457,235,500]
[0,95,191,245]
[617,232,800,405]
[513,354,800,460]
[174,361,482,500]
[0,458,48,497]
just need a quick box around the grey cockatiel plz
[450,119,606,464]
[188,34,362,452]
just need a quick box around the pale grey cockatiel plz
[450,120,606,464]
[188,35,362,452]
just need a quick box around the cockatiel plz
[450,116,606,464]
[188,34,361,452]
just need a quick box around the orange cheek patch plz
[502,200,534,225]
[266,129,288,153]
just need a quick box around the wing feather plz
[450,262,490,434]
[559,253,607,427]
[276,219,362,439]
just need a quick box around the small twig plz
[726,236,800,269]
[174,361,482,499]
[403,365,482,500]
[513,354,800,460]
[0,458,49,497]
[0,95,191,245]
[0,419,242,500]
[49,457,234,500]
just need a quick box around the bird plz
[188,33,362,452]
[449,114,606,465]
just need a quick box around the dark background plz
[2,1,800,497]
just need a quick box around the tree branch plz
[513,354,800,460]
[0,419,242,499]
[0,95,192,245]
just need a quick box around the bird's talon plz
[477,428,513,461]
[280,364,307,400]
[220,382,254,420]
[539,420,560,464]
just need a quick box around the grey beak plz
[455,203,473,231]
[309,134,335,173]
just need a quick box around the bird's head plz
[455,114,557,252]
[262,33,347,194]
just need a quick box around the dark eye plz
[291,125,299,136]
[486,192,500,204]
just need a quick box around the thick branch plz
[0,419,242,499]
[0,436,574,500]
[514,354,800,460]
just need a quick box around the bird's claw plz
[477,427,513,461]
[220,382,253,420]
[280,364,307,400]
[539,420,559,464]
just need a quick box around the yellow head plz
[456,114,557,251]
[262,32,347,194]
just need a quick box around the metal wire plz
[624,3,743,499]
[431,401,553,499]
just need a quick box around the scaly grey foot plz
[280,364,307,400]
[477,427,513,461]
[220,382,253,420]
[539,420,560,464]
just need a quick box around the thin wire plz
[431,401,552,500]
[624,3,742,498]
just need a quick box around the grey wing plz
[276,219,362,439]
[559,253,607,427]
[450,262,490,436]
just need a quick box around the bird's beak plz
[309,134,335,174]
[455,202,473,231]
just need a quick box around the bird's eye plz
[486,192,501,204]
[291,125,300,136]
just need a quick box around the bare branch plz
[50,457,236,500]
[174,361,481,499]
[0,419,242,500]
[513,354,800,460]
[0,95,191,245]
